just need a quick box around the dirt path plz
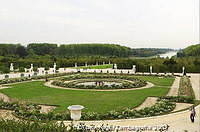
[39,105,56,113]
[167,77,180,96]
[44,80,154,91]
[189,74,200,100]
[0,110,18,120]
[173,103,193,112]
[0,93,11,102]
[135,97,158,110]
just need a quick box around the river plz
[159,51,177,58]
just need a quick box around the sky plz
[0,0,199,49]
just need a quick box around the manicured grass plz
[134,76,174,86]
[0,76,174,113]
[73,64,112,69]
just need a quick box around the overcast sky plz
[0,0,199,49]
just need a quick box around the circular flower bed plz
[52,73,147,90]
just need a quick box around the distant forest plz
[3,43,197,74]
[177,44,200,57]
[0,43,172,57]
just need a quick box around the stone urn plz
[68,105,84,120]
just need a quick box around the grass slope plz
[0,76,174,113]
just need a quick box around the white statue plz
[10,63,14,71]
[96,62,98,65]
[114,64,117,69]
[132,65,136,74]
[38,67,45,75]
[53,63,56,69]
[30,64,33,72]
[150,66,153,74]
[75,63,77,67]
[53,63,57,73]
[109,61,111,64]
[103,61,105,65]
[85,62,88,67]
[182,66,185,75]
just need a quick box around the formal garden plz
[0,71,195,121]
[0,65,198,132]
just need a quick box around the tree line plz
[0,43,175,57]
[177,44,200,57]
[0,55,200,73]
[2,43,197,74]
[0,43,131,57]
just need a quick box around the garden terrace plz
[0,73,174,114]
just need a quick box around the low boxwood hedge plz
[158,96,194,103]
[53,73,147,90]
[0,99,176,121]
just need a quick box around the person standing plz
[190,106,196,123]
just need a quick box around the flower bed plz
[0,119,81,132]
[178,76,195,98]
[52,73,147,90]
[0,99,176,121]
[158,96,194,103]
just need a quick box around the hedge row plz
[0,99,175,121]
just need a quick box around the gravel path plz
[0,110,18,120]
[172,103,193,112]
[62,105,200,131]
[167,77,180,96]
[135,97,158,110]
[0,93,11,102]
[39,105,56,113]
[189,74,200,100]
[44,80,154,91]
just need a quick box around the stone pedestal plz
[68,105,84,121]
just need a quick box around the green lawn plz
[0,76,174,113]
[73,64,113,69]
[134,76,174,86]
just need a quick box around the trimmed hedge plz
[0,99,175,121]
[0,119,87,132]
[158,96,194,103]
[53,73,147,90]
